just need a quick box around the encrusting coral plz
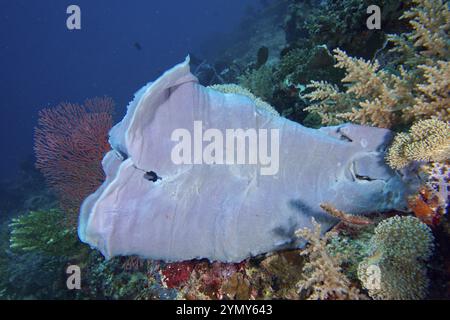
[302,0,449,129]
[295,218,367,300]
[358,216,434,300]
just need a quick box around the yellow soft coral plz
[386,119,450,169]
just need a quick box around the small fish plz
[144,171,161,182]
[134,42,142,51]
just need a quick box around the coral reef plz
[303,48,414,128]
[34,97,114,224]
[295,219,367,300]
[302,0,449,129]
[358,216,434,299]
[9,209,82,257]
[277,46,339,88]
[161,252,306,300]
[302,0,409,59]
[408,161,449,225]
[153,259,251,300]
[424,162,450,212]
[326,229,374,283]
[413,61,450,120]
[238,65,276,103]
[273,45,344,121]
[257,251,305,299]
[78,254,177,300]
[161,261,197,289]
[2,0,449,301]
[386,119,450,169]
[1,207,88,299]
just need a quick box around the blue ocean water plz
[0,0,262,180]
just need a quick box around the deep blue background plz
[0,0,262,180]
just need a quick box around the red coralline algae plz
[34,97,114,225]
[161,261,196,288]
[161,260,249,299]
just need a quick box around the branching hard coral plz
[209,84,279,116]
[34,97,114,225]
[358,216,434,300]
[303,49,415,128]
[387,0,450,122]
[295,218,367,300]
[391,0,450,60]
[386,119,450,169]
[413,61,450,120]
[302,81,357,125]
[302,0,449,128]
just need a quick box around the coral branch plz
[320,203,374,227]
[295,219,367,300]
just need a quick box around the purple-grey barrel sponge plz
[78,57,414,263]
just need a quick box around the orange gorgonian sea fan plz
[34,97,115,225]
